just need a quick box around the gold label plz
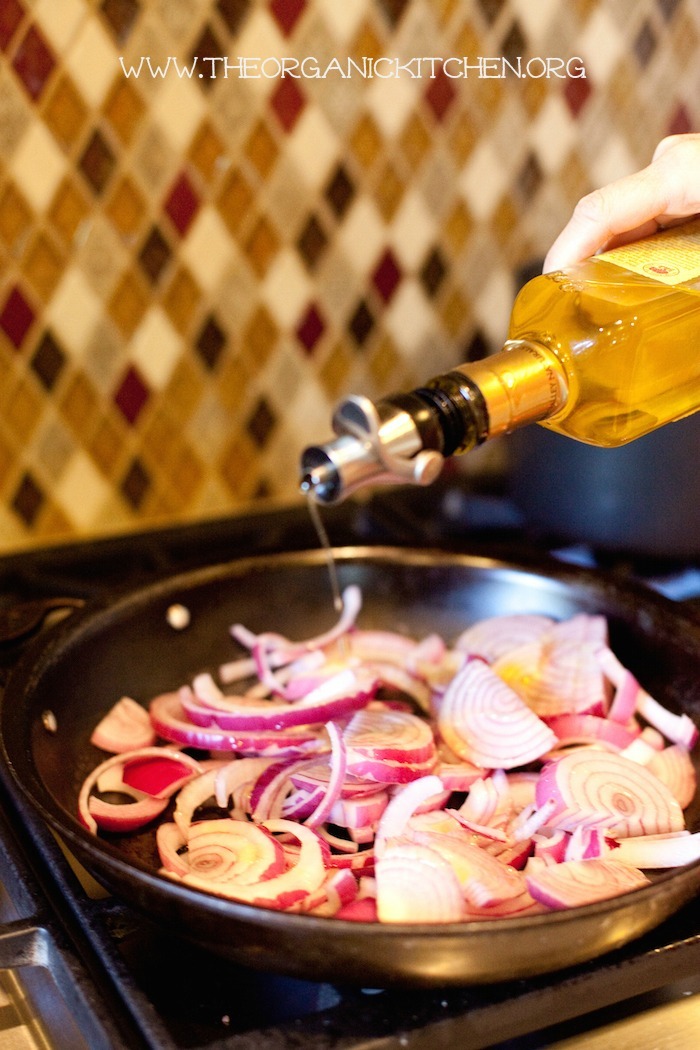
[599,218,700,285]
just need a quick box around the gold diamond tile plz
[59,372,99,437]
[441,287,470,339]
[105,175,147,241]
[162,266,201,335]
[349,113,383,170]
[102,78,146,146]
[23,230,65,302]
[351,20,383,62]
[47,177,90,246]
[188,120,227,184]
[369,335,401,388]
[241,305,279,371]
[217,167,255,237]
[319,342,352,399]
[164,358,205,421]
[35,502,73,541]
[244,119,279,180]
[443,199,473,253]
[0,431,16,494]
[4,377,43,445]
[219,430,257,499]
[108,270,149,337]
[42,73,88,150]
[217,352,254,414]
[0,182,33,253]
[169,444,205,503]
[88,414,126,480]
[243,214,280,278]
[374,161,405,222]
[400,113,433,171]
[448,112,478,166]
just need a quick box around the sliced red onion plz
[344,707,436,764]
[374,774,444,859]
[546,713,639,751]
[647,744,697,809]
[78,747,203,835]
[303,722,347,828]
[438,660,557,769]
[329,791,389,830]
[156,822,189,876]
[597,647,699,748]
[454,614,554,663]
[409,830,526,908]
[375,841,464,923]
[87,791,169,833]
[606,830,700,868]
[90,696,156,753]
[213,757,276,814]
[184,669,377,731]
[526,858,649,910]
[535,748,686,837]
[150,691,324,757]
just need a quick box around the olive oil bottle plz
[301,220,700,504]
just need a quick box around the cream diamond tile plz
[129,306,182,389]
[286,108,340,190]
[384,279,437,359]
[233,8,288,97]
[45,267,102,356]
[366,72,422,138]
[337,197,386,275]
[55,450,112,530]
[260,248,313,329]
[388,189,437,271]
[9,119,68,213]
[589,136,638,191]
[473,269,513,347]
[317,0,371,43]
[528,95,579,174]
[65,16,119,109]
[33,0,86,53]
[511,0,564,42]
[577,8,626,85]
[458,139,510,221]
[180,206,235,293]
[152,74,208,153]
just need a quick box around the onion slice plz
[526,858,650,909]
[438,660,557,769]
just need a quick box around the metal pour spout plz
[300,394,445,505]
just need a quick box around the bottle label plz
[599,218,700,285]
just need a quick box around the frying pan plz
[1,546,700,988]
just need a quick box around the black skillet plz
[1,547,700,987]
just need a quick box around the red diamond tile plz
[0,284,35,348]
[296,303,325,354]
[372,249,402,304]
[0,0,24,52]
[269,0,305,36]
[424,65,456,122]
[12,23,55,100]
[270,76,305,132]
[667,103,692,136]
[564,75,592,118]
[114,364,150,424]
[164,172,200,236]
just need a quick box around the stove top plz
[1,484,700,1049]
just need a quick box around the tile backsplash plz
[0,0,697,550]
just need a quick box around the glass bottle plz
[301,220,700,504]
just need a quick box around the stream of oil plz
[305,494,343,613]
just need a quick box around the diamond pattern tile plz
[0,0,697,549]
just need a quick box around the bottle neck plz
[428,339,569,449]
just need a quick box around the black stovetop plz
[1,484,700,1050]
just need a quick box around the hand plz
[543,133,700,272]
